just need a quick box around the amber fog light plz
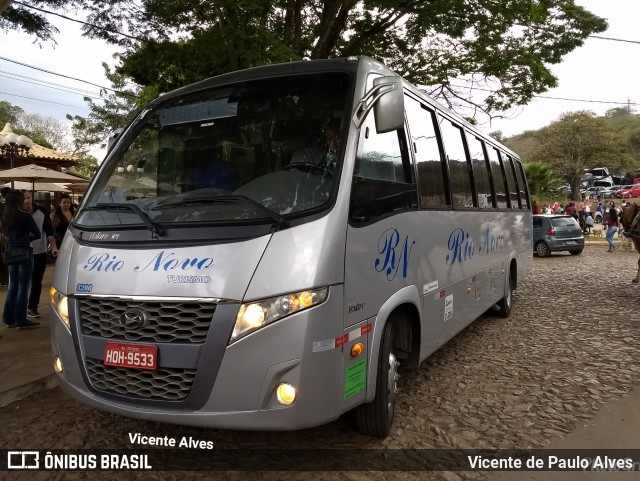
[276,383,297,405]
[54,356,63,374]
[351,342,364,357]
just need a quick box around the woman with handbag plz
[1,190,41,330]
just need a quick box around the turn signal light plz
[351,342,364,357]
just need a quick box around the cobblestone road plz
[2,245,639,481]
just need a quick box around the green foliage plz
[69,154,99,178]
[96,0,605,117]
[523,162,563,202]
[1,100,98,174]
[0,100,24,127]
[67,64,140,151]
[11,127,54,149]
[7,1,605,120]
[530,111,629,199]
[488,131,505,143]
[0,0,83,43]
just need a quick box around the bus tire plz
[496,270,513,318]
[356,321,398,438]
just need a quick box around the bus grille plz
[85,358,196,401]
[78,298,216,343]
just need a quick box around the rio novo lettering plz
[446,227,505,265]
[83,251,213,273]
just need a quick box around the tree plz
[531,111,628,200]
[18,113,73,152]
[0,1,87,44]
[7,1,606,121]
[488,131,505,143]
[67,64,140,152]
[0,100,24,127]
[523,162,563,202]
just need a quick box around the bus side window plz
[498,151,518,209]
[467,135,494,209]
[502,153,521,209]
[487,146,508,209]
[514,160,530,209]
[404,96,449,208]
[350,111,416,223]
[438,115,475,209]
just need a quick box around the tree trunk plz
[311,0,353,59]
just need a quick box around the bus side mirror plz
[373,76,404,133]
[107,128,124,153]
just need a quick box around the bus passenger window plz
[405,96,448,207]
[350,112,416,222]
[487,147,507,209]
[502,153,520,209]
[438,116,474,208]
[467,135,494,209]
[514,161,530,209]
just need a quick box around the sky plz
[1,0,639,160]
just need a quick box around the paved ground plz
[1,239,639,480]
[0,264,57,407]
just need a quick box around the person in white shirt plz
[22,191,58,318]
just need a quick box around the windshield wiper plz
[84,203,163,238]
[152,195,288,228]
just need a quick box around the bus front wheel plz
[356,321,398,438]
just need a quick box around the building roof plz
[1,123,76,167]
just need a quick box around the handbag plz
[2,246,30,265]
[0,232,30,265]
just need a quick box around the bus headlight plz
[50,287,70,329]
[230,287,328,344]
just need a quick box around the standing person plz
[605,205,619,252]
[552,201,559,214]
[50,194,76,248]
[595,202,603,223]
[0,186,11,287]
[23,191,58,318]
[577,199,585,223]
[1,190,41,329]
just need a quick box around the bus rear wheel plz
[356,321,398,438]
[496,270,513,318]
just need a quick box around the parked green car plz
[533,215,584,257]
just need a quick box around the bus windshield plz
[77,72,351,228]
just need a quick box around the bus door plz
[343,109,418,405]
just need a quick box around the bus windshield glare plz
[77,72,351,228]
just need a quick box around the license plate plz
[566,241,576,245]
[104,342,157,370]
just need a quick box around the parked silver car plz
[533,214,584,257]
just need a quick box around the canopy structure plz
[1,181,70,193]
[0,163,84,191]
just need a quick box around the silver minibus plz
[50,56,532,437]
